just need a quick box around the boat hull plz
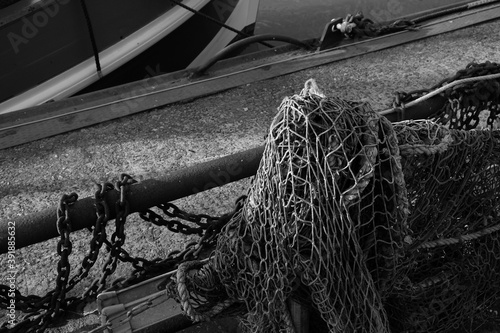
[0,0,259,113]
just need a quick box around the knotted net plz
[175,66,500,332]
[213,81,409,333]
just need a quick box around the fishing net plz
[213,81,409,332]
[398,61,500,130]
[387,120,500,332]
[174,63,500,333]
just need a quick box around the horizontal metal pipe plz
[383,95,447,122]
[0,146,265,254]
[0,95,445,254]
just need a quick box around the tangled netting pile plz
[178,73,500,332]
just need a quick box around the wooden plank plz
[95,260,190,332]
[100,290,187,333]
[96,258,209,310]
[94,257,238,333]
[289,299,309,333]
[1,3,500,150]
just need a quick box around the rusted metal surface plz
[0,146,264,253]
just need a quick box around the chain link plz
[80,182,114,299]
[38,193,78,333]
[110,195,247,291]
[0,175,243,332]
[140,204,208,236]
[91,174,135,294]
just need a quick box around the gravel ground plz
[1,19,500,332]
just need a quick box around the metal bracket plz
[317,18,345,51]
[91,258,219,333]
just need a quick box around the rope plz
[379,72,500,116]
[203,299,235,318]
[417,222,500,249]
[177,261,207,322]
[336,0,500,40]
[80,0,102,77]
[176,260,235,322]
[411,271,454,291]
[399,134,453,155]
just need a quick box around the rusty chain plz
[80,182,115,299]
[140,203,211,236]
[93,175,135,294]
[0,174,241,332]
[39,193,78,331]
[0,193,79,333]
[108,195,247,291]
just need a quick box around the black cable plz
[335,0,500,42]
[80,0,102,76]
[193,34,312,76]
[168,0,274,48]
[411,0,500,24]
